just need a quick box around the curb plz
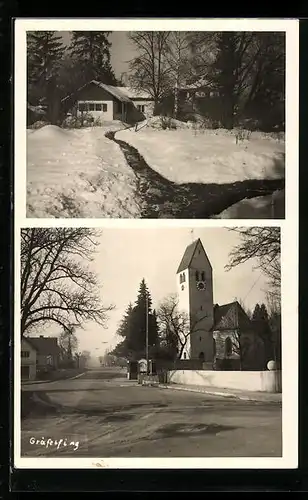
[22,371,87,386]
[157,384,281,403]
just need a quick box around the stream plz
[105,130,285,219]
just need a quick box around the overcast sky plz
[51,226,271,357]
[59,31,136,79]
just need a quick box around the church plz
[176,238,265,371]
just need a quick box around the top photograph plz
[23,26,289,219]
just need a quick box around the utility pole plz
[146,291,149,375]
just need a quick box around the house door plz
[21,365,30,379]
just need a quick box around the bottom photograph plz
[17,225,282,460]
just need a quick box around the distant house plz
[21,337,38,380]
[61,80,155,124]
[26,335,61,375]
[176,77,221,122]
[212,301,265,371]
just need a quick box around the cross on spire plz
[190,228,195,242]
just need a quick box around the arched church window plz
[183,273,186,282]
[199,352,205,361]
[179,273,183,284]
[201,271,205,281]
[225,337,232,357]
[195,270,199,281]
[183,352,187,359]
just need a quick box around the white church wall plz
[167,369,282,393]
[177,239,214,362]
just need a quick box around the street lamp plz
[146,292,149,375]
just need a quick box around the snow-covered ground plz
[212,189,285,219]
[116,126,285,185]
[27,124,141,218]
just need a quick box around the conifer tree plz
[69,31,117,85]
[27,31,65,121]
[112,279,159,359]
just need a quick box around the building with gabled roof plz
[176,239,265,370]
[61,80,155,124]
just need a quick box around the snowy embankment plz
[27,124,141,218]
[116,126,285,185]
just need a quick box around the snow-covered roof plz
[116,86,153,100]
[179,77,212,91]
[61,80,133,104]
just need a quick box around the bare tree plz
[59,324,79,360]
[163,32,191,118]
[225,227,281,300]
[20,228,114,336]
[128,31,172,113]
[157,293,209,359]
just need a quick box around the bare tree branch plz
[20,228,114,336]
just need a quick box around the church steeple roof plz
[177,238,204,273]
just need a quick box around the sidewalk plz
[157,382,282,403]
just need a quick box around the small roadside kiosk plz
[138,358,148,384]
[127,360,138,380]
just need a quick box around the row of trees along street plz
[27,31,285,131]
[20,227,281,370]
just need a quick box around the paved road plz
[21,368,282,458]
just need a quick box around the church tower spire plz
[176,238,214,361]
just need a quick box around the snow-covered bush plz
[29,120,50,130]
[62,113,102,129]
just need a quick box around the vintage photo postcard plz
[14,18,298,221]
[14,224,297,469]
[13,18,298,472]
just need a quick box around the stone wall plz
[167,369,282,393]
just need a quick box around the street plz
[21,367,282,458]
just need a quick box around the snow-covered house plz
[61,80,154,124]
[116,86,155,118]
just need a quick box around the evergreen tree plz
[252,303,273,363]
[69,31,117,85]
[27,31,65,122]
[112,279,159,360]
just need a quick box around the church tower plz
[176,238,214,362]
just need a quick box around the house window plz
[95,103,102,111]
[137,104,145,113]
[102,103,107,112]
[21,351,30,358]
[88,102,95,111]
[78,102,87,112]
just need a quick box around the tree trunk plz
[174,81,179,119]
